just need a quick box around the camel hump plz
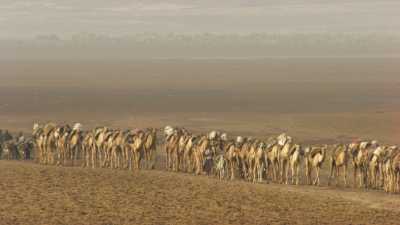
[359,141,370,150]
[43,123,56,135]
[333,145,345,157]
[289,144,299,155]
[310,147,323,158]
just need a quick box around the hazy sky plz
[1,0,400,38]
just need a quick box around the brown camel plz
[328,144,349,187]
[193,135,209,175]
[67,124,83,166]
[389,151,400,193]
[253,142,266,183]
[289,144,303,185]
[238,138,251,180]
[278,139,293,184]
[247,140,257,182]
[143,128,157,169]
[183,135,197,173]
[305,145,327,186]
[165,129,180,171]
[382,146,399,193]
[265,139,280,182]
[178,131,190,171]
[126,130,145,170]
[349,142,370,188]
[368,146,386,189]
[82,131,96,168]
[224,141,239,180]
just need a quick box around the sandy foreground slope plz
[0,161,399,225]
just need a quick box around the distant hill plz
[2,32,400,60]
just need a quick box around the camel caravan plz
[3,122,398,194]
[31,123,157,170]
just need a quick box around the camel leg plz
[328,162,334,186]
[290,163,294,185]
[165,150,169,170]
[285,161,290,185]
[314,167,320,186]
[274,162,278,182]
[91,149,96,169]
[129,151,133,171]
[260,164,265,183]
[252,163,256,183]
[343,164,347,187]
[353,166,358,188]
[230,161,235,180]
[335,166,340,186]
[85,148,90,168]
[279,161,283,184]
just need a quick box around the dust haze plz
[1,0,400,141]
[1,1,400,225]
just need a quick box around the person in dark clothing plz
[203,148,213,175]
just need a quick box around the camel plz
[126,130,145,170]
[224,140,239,180]
[56,130,70,166]
[391,152,400,193]
[278,139,293,184]
[143,128,157,169]
[382,146,399,193]
[238,138,251,180]
[289,144,303,185]
[67,123,83,166]
[183,134,197,173]
[349,142,371,188]
[102,130,118,168]
[177,131,190,171]
[93,127,111,168]
[43,123,59,165]
[32,123,46,163]
[328,144,349,187]
[253,142,266,183]
[164,129,180,171]
[305,145,327,186]
[368,145,386,189]
[110,145,124,169]
[193,135,209,175]
[247,139,261,183]
[265,140,280,182]
[82,131,96,168]
[106,130,121,169]
[103,129,125,168]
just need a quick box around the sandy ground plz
[0,160,399,225]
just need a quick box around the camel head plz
[290,144,302,154]
[33,123,40,132]
[304,146,311,156]
[32,123,42,137]
[149,127,157,135]
[258,142,267,151]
